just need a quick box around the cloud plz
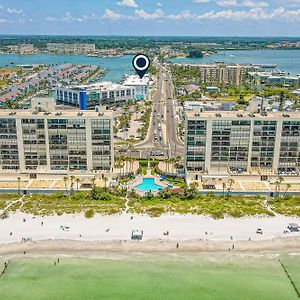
[216,0,238,6]
[117,0,138,8]
[0,18,12,23]
[167,10,195,20]
[0,5,25,16]
[103,9,133,21]
[46,12,101,23]
[156,2,163,7]
[193,0,210,3]
[135,8,164,20]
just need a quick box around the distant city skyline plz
[1,0,300,36]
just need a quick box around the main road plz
[135,62,184,158]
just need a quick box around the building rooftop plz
[185,110,300,119]
[0,108,113,118]
[123,74,151,86]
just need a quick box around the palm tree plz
[227,178,235,196]
[75,178,80,191]
[91,176,96,187]
[63,176,68,194]
[275,176,284,197]
[283,183,291,197]
[17,177,21,195]
[103,176,108,191]
[70,175,75,193]
[222,182,227,198]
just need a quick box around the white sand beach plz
[0,212,299,255]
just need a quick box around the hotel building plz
[47,43,95,54]
[185,111,300,179]
[0,109,113,175]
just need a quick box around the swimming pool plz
[135,178,163,192]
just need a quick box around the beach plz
[0,212,299,255]
[0,212,299,300]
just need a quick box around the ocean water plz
[0,54,134,82]
[170,49,300,76]
[0,253,299,300]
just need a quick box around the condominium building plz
[185,111,300,178]
[0,109,113,174]
[47,43,95,54]
[176,63,245,86]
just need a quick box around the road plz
[135,63,184,159]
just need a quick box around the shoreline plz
[0,237,300,257]
[0,212,300,257]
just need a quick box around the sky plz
[1,0,300,36]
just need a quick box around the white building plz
[56,82,136,109]
[56,76,151,109]
[47,43,95,54]
[123,74,151,100]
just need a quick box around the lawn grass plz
[268,196,300,217]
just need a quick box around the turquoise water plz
[0,254,299,300]
[0,53,134,82]
[169,49,300,75]
[135,177,163,191]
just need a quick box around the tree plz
[275,176,284,197]
[63,176,68,194]
[70,175,75,193]
[75,178,80,191]
[227,178,235,196]
[17,177,21,195]
[103,176,108,191]
[283,183,291,197]
[222,182,227,198]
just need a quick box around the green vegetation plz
[139,105,152,140]
[10,189,126,216]
[164,176,186,188]
[128,193,272,218]
[0,193,21,210]
[1,187,299,219]
[84,208,95,218]
[269,195,300,217]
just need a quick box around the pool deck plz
[128,171,170,196]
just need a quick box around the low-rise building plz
[122,74,151,100]
[55,82,135,109]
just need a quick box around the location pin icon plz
[132,54,150,79]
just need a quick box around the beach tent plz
[131,230,143,240]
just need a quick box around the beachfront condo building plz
[185,110,300,178]
[47,43,95,54]
[0,109,113,175]
[55,75,151,109]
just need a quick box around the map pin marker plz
[132,54,150,79]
